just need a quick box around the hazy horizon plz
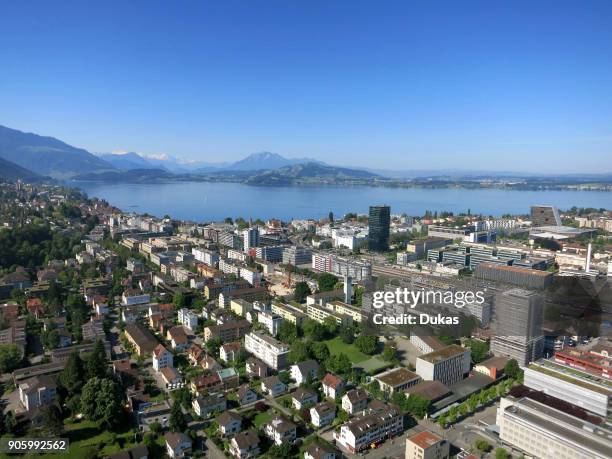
[1,1,611,173]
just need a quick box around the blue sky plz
[1,0,611,173]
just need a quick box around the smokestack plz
[343,275,353,303]
[586,243,592,273]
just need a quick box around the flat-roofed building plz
[325,300,367,323]
[271,302,307,326]
[474,263,553,289]
[244,331,290,370]
[524,359,612,417]
[497,396,612,459]
[306,303,353,326]
[374,367,421,394]
[416,345,471,386]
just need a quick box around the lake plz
[73,181,611,222]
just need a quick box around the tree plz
[173,291,187,309]
[317,273,338,292]
[323,316,338,336]
[355,335,378,355]
[269,442,293,458]
[340,326,354,344]
[504,358,521,380]
[277,322,298,343]
[80,377,123,428]
[474,439,491,452]
[326,353,351,376]
[382,343,397,362]
[466,339,489,363]
[58,352,85,396]
[169,401,187,432]
[205,337,222,357]
[86,339,108,379]
[0,344,22,373]
[302,319,326,341]
[495,448,511,459]
[40,404,64,436]
[289,341,310,364]
[310,342,330,362]
[4,411,17,434]
[293,282,310,303]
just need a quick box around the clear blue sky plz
[1,0,611,173]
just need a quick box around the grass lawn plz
[359,357,392,375]
[36,419,142,459]
[323,337,369,364]
[252,410,274,428]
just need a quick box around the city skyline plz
[1,1,611,173]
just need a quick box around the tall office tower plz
[530,205,562,227]
[368,205,390,251]
[490,288,544,366]
[242,227,259,252]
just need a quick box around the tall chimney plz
[586,243,592,273]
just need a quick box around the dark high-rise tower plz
[368,205,390,251]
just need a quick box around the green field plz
[252,410,274,428]
[324,337,369,363]
[25,420,166,459]
[359,357,392,375]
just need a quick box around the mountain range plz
[0,125,371,183]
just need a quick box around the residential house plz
[290,359,321,385]
[217,411,243,436]
[192,393,227,418]
[160,367,184,390]
[264,416,297,446]
[303,442,338,459]
[245,357,270,379]
[230,430,260,459]
[292,387,318,410]
[342,389,368,414]
[220,341,242,362]
[18,375,57,411]
[167,326,189,351]
[311,401,337,428]
[164,432,192,458]
[237,385,258,406]
[217,367,240,390]
[322,373,345,399]
[261,375,287,397]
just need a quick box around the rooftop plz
[419,344,468,364]
[407,430,444,449]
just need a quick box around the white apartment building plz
[240,267,262,286]
[258,311,282,336]
[244,331,290,370]
[178,308,199,330]
[153,344,173,371]
[192,247,219,266]
[415,345,471,386]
